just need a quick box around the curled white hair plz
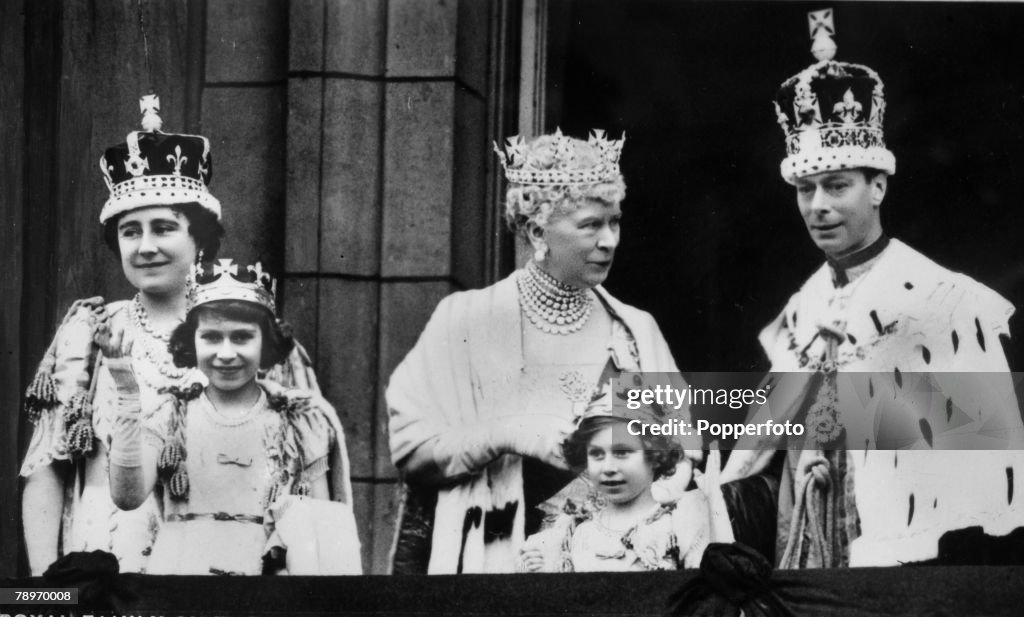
[502,134,626,233]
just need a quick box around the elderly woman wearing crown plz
[18,96,319,575]
[387,129,698,574]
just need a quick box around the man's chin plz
[812,238,848,257]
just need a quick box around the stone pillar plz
[204,0,289,268]
[284,0,509,573]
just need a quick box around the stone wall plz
[3,0,515,575]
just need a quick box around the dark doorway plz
[546,1,1024,373]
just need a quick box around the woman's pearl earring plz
[534,245,548,262]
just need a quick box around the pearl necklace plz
[517,261,593,335]
[129,295,189,385]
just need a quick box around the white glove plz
[94,317,137,394]
[432,414,574,478]
[105,356,143,468]
[498,414,574,468]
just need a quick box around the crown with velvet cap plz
[187,259,276,314]
[99,94,221,223]
[774,9,896,184]
[494,128,624,186]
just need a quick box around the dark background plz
[548,1,1024,373]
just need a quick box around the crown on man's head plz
[99,93,222,223]
[188,259,276,313]
[774,9,896,184]
[494,128,625,187]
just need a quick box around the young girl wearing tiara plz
[100,260,359,575]
[518,403,717,572]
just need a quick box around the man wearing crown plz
[721,10,1024,568]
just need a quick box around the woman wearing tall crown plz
[387,129,700,574]
[19,96,320,575]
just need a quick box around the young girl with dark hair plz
[517,410,715,572]
[19,99,321,576]
[100,260,359,575]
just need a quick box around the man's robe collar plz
[826,234,890,288]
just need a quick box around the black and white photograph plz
[3,0,1024,615]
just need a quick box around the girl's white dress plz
[523,490,711,572]
[143,383,350,575]
[20,299,327,573]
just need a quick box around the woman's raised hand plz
[94,318,138,394]
[93,314,133,360]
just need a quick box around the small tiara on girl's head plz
[187,259,276,312]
